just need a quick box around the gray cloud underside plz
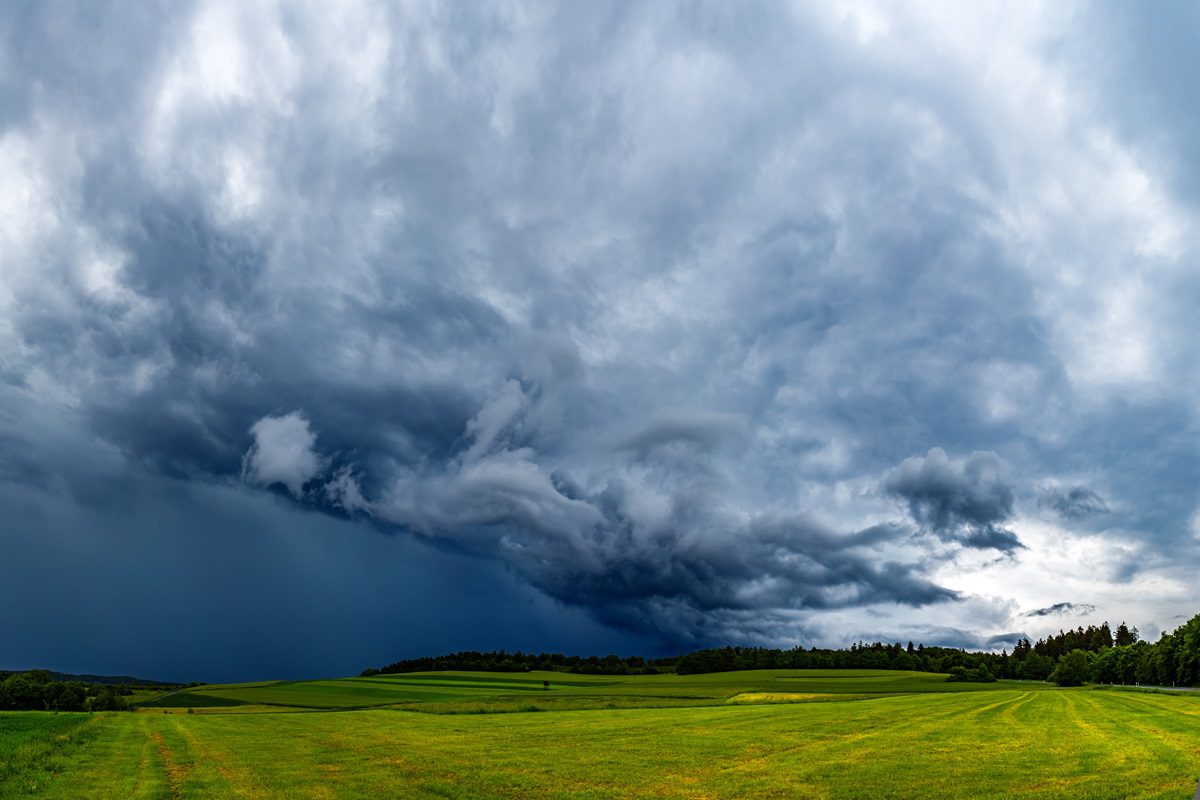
[883,448,1023,553]
[1038,486,1110,521]
[1023,602,1097,619]
[237,401,960,642]
[3,1,1200,662]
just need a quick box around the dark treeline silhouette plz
[675,641,1004,678]
[0,670,137,711]
[677,617,1200,686]
[0,669,182,686]
[364,651,678,676]
[365,613,1200,688]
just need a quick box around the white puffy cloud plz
[242,412,323,497]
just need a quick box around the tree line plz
[364,613,1200,688]
[672,622,1139,679]
[363,650,678,676]
[0,670,134,711]
[670,615,1199,687]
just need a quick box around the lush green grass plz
[136,692,249,709]
[3,673,1198,798]
[123,691,169,706]
[0,714,103,796]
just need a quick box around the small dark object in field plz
[187,708,194,714]
[543,680,550,690]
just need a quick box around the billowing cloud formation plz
[242,413,323,497]
[883,449,1022,553]
[1038,486,1110,520]
[3,1,1200,674]
[244,391,957,642]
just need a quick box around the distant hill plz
[0,669,184,687]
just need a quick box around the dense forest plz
[366,613,1200,688]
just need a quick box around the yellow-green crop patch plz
[726,691,849,703]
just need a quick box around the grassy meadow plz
[2,670,1198,799]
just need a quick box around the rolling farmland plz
[2,670,1198,799]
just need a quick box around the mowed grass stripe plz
[1073,691,1200,782]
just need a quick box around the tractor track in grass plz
[149,730,184,800]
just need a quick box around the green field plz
[2,670,1198,799]
[137,669,1002,714]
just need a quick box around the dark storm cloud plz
[235,398,958,645]
[512,515,960,641]
[3,0,989,650]
[3,1,1200,674]
[1038,486,1110,520]
[1023,602,1096,619]
[0,393,654,681]
[883,448,1023,553]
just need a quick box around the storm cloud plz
[3,1,1200,677]
[1023,602,1097,619]
[1038,486,1110,521]
[883,449,1022,553]
[239,394,959,643]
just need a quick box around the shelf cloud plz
[2,1,1199,677]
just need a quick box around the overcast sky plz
[3,1,1199,682]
